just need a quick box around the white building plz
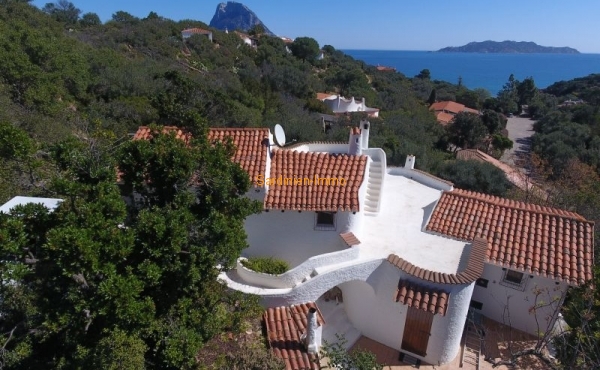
[131,125,594,370]
[317,93,380,118]
[181,28,213,43]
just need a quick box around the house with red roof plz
[430,101,480,125]
[130,123,593,370]
[317,93,380,118]
[181,28,213,43]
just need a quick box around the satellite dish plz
[274,124,286,147]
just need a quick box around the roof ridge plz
[450,189,588,221]
[411,168,454,186]
[283,141,347,150]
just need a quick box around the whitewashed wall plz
[244,211,358,268]
[340,262,473,365]
[471,263,568,336]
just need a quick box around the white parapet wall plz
[388,167,453,191]
[236,246,361,289]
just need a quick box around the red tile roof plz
[208,128,269,183]
[376,65,396,72]
[264,303,325,370]
[387,237,488,285]
[395,279,449,316]
[182,27,212,35]
[426,189,594,285]
[435,111,455,125]
[264,150,367,211]
[132,126,269,184]
[340,232,361,247]
[133,125,191,143]
[430,101,466,114]
[316,92,335,100]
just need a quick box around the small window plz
[504,270,524,284]
[315,212,336,230]
[470,300,483,310]
[500,269,527,291]
[476,278,489,288]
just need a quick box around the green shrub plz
[241,257,290,275]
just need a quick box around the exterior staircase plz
[364,160,383,216]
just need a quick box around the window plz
[476,278,489,288]
[500,269,528,291]
[470,300,483,310]
[315,212,336,230]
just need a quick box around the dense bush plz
[241,257,290,275]
[435,160,513,196]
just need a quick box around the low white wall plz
[244,211,357,267]
[288,143,349,154]
[388,167,453,191]
[471,263,568,336]
[236,246,360,288]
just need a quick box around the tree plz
[289,37,320,62]
[42,0,80,24]
[111,10,139,24]
[79,12,101,27]
[446,112,488,150]
[0,127,262,369]
[497,74,519,114]
[415,69,431,79]
[427,88,437,105]
[248,24,265,36]
[517,76,537,107]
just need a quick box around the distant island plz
[437,40,580,54]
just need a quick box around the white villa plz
[113,126,598,369]
[317,93,380,118]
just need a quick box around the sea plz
[342,50,600,96]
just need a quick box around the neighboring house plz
[376,65,396,72]
[130,125,594,370]
[430,101,480,125]
[317,49,325,60]
[0,196,63,214]
[317,93,380,118]
[181,28,213,42]
[233,31,258,47]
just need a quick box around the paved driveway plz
[500,116,535,168]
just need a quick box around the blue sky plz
[32,0,600,53]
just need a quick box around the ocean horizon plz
[342,50,600,95]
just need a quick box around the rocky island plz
[438,40,579,54]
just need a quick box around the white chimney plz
[304,307,321,354]
[348,127,362,155]
[405,155,415,169]
[360,120,370,149]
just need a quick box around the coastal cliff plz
[438,40,580,54]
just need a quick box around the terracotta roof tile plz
[182,27,212,35]
[340,232,361,247]
[208,128,269,183]
[264,150,367,211]
[430,101,466,114]
[426,189,594,285]
[132,126,269,185]
[395,280,449,316]
[387,237,488,285]
[264,302,324,370]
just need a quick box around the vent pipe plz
[348,127,362,155]
[360,120,370,149]
[305,307,320,354]
[405,155,415,169]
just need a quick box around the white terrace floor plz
[358,173,469,274]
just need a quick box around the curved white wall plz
[340,262,472,365]
[235,246,360,288]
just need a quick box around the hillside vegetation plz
[1,2,600,369]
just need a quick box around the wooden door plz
[401,307,433,357]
